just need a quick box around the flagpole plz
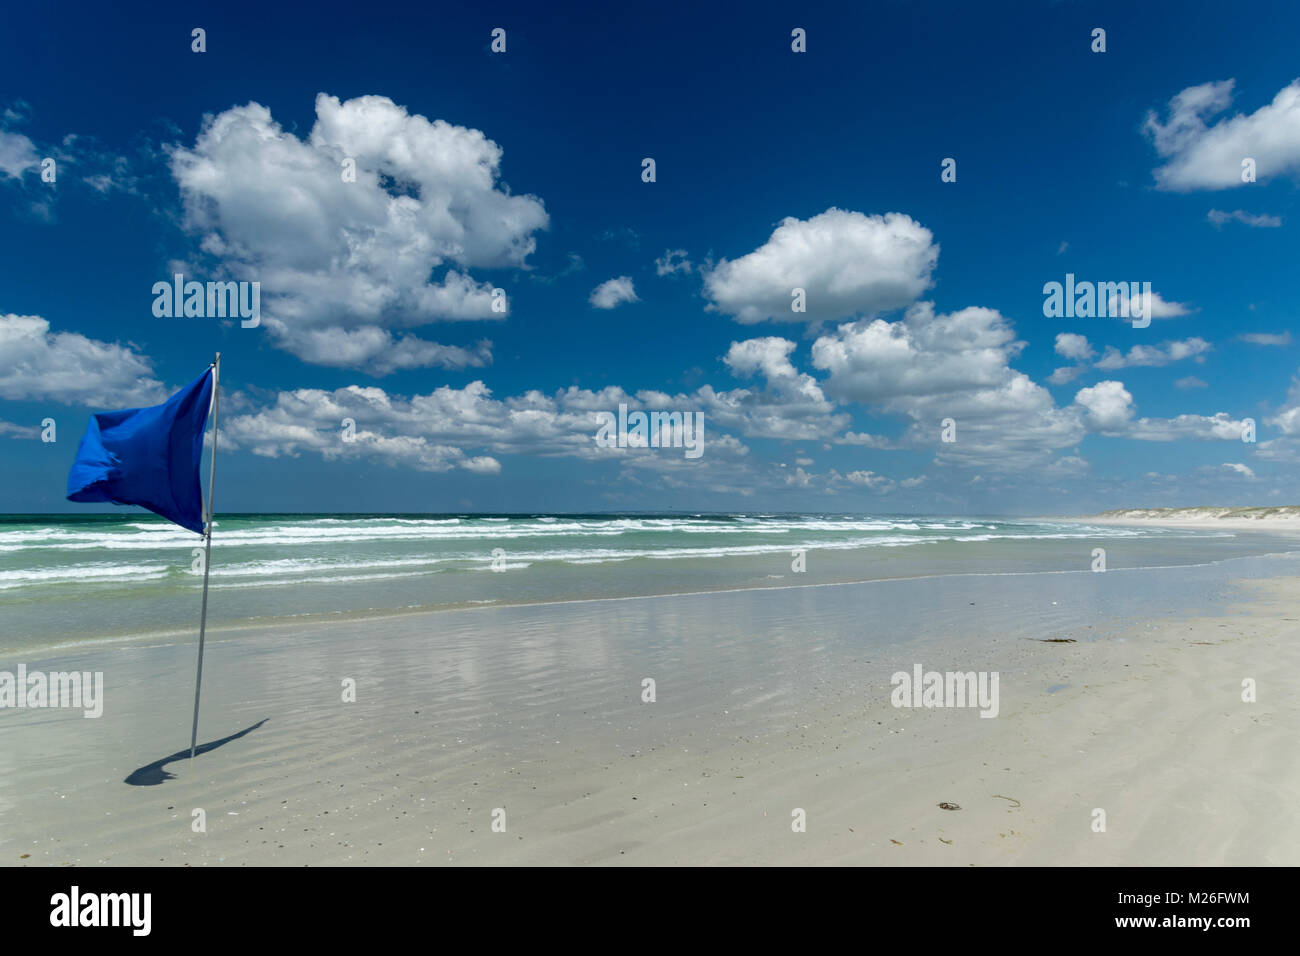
[189,353,220,763]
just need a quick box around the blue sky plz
[2,0,1299,514]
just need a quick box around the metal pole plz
[190,353,220,762]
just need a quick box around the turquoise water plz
[1,512,1297,653]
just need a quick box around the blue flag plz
[66,367,215,534]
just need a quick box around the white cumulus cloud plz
[704,209,937,323]
[1074,380,1134,433]
[1094,338,1211,369]
[1145,79,1300,190]
[589,276,638,309]
[169,93,548,374]
[0,314,165,407]
[1054,333,1095,361]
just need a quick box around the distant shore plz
[1061,506,1300,532]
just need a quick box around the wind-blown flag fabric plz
[66,367,214,534]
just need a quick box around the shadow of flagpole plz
[125,718,269,786]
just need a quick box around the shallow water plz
[1,512,1297,654]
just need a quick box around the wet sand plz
[2,571,1297,866]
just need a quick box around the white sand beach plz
[3,569,1297,867]
[1066,507,1300,533]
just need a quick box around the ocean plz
[2,512,1298,655]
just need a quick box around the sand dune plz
[1068,507,1300,532]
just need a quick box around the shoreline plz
[8,512,1300,657]
[10,541,1300,660]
